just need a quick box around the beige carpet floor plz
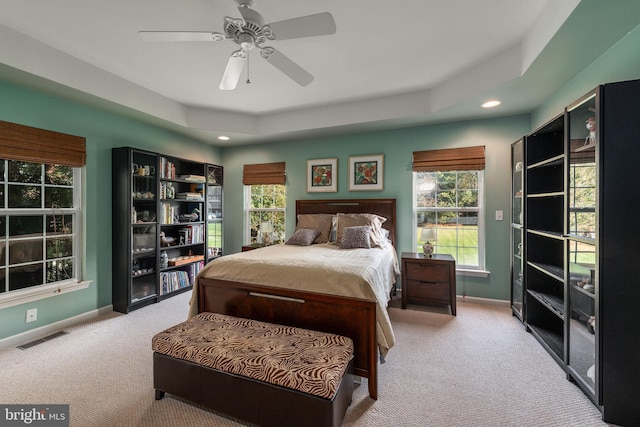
[0,292,609,426]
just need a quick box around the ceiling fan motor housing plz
[236,0,256,8]
[225,6,266,47]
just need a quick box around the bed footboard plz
[197,277,378,399]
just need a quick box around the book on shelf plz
[159,157,176,180]
[159,262,204,295]
[159,270,191,295]
[178,224,204,244]
[160,203,177,224]
[178,175,206,183]
[176,192,204,201]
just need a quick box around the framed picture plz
[307,158,337,192]
[349,154,384,191]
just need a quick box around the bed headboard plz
[296,198,397,247]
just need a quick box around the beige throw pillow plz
[295,214,334,244]
[335,213,387,248]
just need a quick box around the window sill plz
[456,268,490,278]
[0,280,92,310]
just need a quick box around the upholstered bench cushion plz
[152,312,354,399]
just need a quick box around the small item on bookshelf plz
[178,174,206,183]
[160,251,168,269]
[168,255,204,266]
[176,192,204,201]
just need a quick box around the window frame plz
[413,169,487,272]
[0,161,89,309]
[244,184,286,245]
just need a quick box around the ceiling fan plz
[139,0,336,90]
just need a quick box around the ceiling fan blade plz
[266,12,336,41]
[236,3,264,27]
[219,50,247,90]
[138,31,226,42]
[262,48,313,87]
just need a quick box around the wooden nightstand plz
[401,252,456,315]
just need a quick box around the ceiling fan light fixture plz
[237,33,255,50]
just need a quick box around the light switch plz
[495,210,503,221]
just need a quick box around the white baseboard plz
[0,305,114,350]
[456,295,510,307]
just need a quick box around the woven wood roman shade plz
[0,120,86,167]
[412,146,485,172]
[242,162,286,185]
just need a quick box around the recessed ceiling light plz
[482,100,501,108]
[218,136,230,141]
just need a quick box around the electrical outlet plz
[26,308,37,323]
[495,210,504,221]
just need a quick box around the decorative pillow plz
[339,226,372,249]
[285,228,320,246]
[329,215,338,242]
[336,213,387,247]
[296,214,334,244]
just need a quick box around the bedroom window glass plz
[245,184,286,244]
[414,170,485,269]
[0,160,83,296]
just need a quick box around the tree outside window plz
[415,170,484,269]
[1,161,79,293]
[246,184,286,244]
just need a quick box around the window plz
[412,146,486,270]
[245,185,286,244]
[0,120,87,308]
[242,162,286,245]
[414,171,484,269]
[0,161,82,294]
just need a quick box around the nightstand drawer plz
[405,262,450,282]
[406,279,450,301]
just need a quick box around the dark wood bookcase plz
[111,147,222,313]
[519,79,640,425]
[510,138,524,321]
[524,113,566,364]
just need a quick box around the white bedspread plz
[189,243,399,356]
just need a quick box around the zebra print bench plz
[152,312,355,427]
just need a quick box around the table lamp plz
[420,227,437,258]
[260,221,274,246]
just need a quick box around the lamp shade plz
[420,227,436,242]
[260,221,274,233]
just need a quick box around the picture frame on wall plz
[349,154,384,191]
[307,158,337,192]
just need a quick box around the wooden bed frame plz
[196,198,397,400]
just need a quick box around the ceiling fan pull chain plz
[246,52,251,84]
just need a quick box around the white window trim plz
[0,279,91,309]
[412,170,487,272]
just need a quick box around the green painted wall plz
[532,22,640,129]
[0,81,221,340]
[2,15,640,342]
[221,115,530,301]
